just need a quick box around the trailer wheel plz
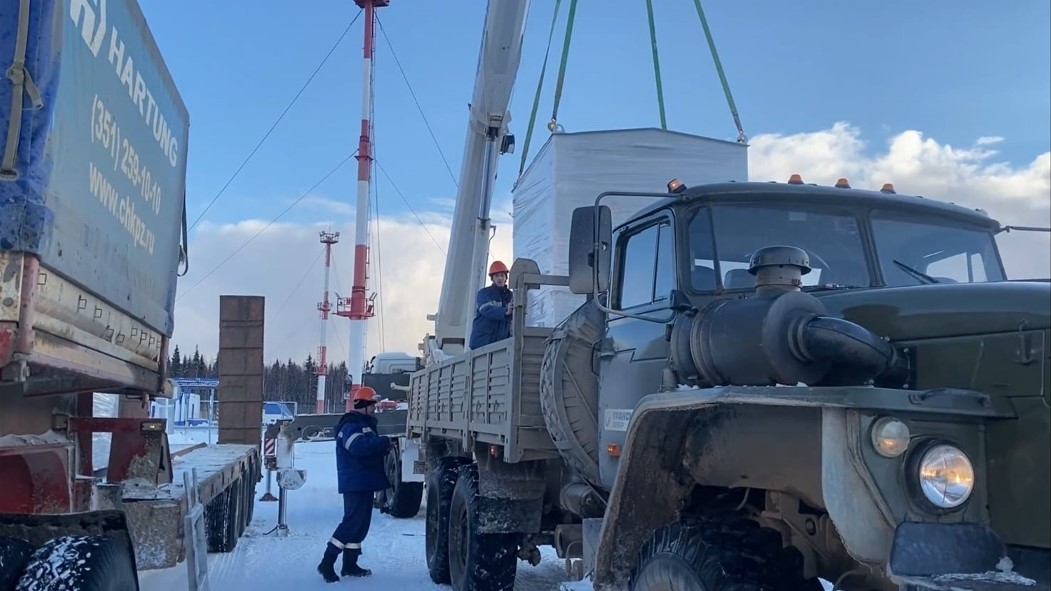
[243,461,257,527]
[377,440,424,518]
[206,480,242,553]
[0,536,33,589]
[447,463,518,591]
[425,457,468,584]
[630,515,824,591]
[16,535,137,591]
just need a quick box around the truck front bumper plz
[889,522,1048,590]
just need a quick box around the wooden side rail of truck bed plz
[407,259,567,464]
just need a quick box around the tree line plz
[169,345,352,413]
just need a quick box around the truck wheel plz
[426,457,469,584]
[16,535,137,591]
[243,461,257,527]
[206,481,242,553]
[447,463,518,591]
[0,536,33,589]
[377,441,424,518]
[630,516,823,591]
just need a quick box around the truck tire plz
[0,536,33,589]
[447,463,518,591]
[15,535,137,591]
[243,461,257,528]
[630,515,823,591]
[377,441,424,518]
[540,298,605,485]
[426,457,469,584]
[206,480,242,553]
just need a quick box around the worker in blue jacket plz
[469,260,513,349]
[317,386,391,582]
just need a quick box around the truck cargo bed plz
[408,262,564,463]
[121,443,259,569]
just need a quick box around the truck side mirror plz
[569,205,612,295]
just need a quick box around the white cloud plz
[171,123,1050,369]
[748,122,1050,279]
[171,206,513,373]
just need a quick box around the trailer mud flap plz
[121,499,184,569]
[890,522,1047,590]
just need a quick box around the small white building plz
[151,388,202,428]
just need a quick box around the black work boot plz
[317,543,341,583]
[341,548,372,577]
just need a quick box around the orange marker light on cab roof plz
[835,178,851,188]
[787,174,804,185]
[667,179,686,194]
[880,183,896,194]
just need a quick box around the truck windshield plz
[870,214,1005,285]
[688,204,871,291]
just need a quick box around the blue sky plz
[135,0,1050,363]
[139,0,1050,231]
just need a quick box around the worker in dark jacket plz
[316,386,391,582]
[469,260,513,349]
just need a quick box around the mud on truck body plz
[406,178,1050,591]
[0,1,259,587]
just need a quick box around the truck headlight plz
[917,444,974,509]
[871,416,910,457]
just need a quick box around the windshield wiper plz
[996,225,1051,234]
[893,260,939,284]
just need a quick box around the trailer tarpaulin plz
[0,0,189,335]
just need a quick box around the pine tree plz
[170,345,183,377]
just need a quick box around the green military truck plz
[406,175,1049,591]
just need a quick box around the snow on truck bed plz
[138,437,573,591]
[123,442,257,502]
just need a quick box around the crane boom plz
[424,0,530,362]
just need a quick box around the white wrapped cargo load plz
[512,128,748,327]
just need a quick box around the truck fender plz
[590,384,1010,589]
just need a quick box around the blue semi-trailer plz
[0,1,259,586]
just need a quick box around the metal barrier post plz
[260,425,278,502]
[274,420,306,536]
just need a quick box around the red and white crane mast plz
[338,0,387,394]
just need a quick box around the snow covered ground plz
[137,427,837,591]
[138,431,572,590]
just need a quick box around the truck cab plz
[568,177,1049,590]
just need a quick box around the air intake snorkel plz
[672,246,904,387]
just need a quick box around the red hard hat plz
[488,260,508,276]
[352,386,377,403]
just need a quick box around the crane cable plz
[517,0,579,177]
[644,0,667,130]
[691,0,747,143]
[547,0,579,134]
[518,0,563,177]
[518,0,747,176]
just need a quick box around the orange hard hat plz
[351,386,377,403]
[488,261,508,276]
